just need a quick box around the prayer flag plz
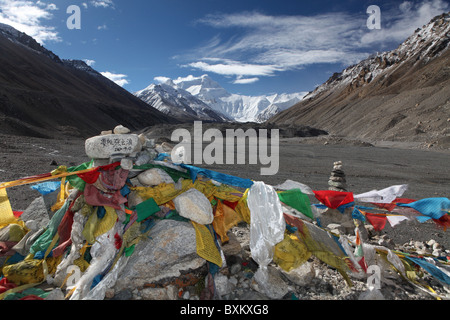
[278,189,313,219]
[397,197,450,220]
[365,212,387,231]
[313,190,354,210]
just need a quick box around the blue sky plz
[0,0,449,96]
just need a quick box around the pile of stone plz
[399,240,446,257]
[85,124,158,170]
[328,161,347,192]
[146,224,450,301]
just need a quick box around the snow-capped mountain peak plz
[134,78,231,122]
[137,74,306,123]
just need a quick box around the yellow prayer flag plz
[212,200,242,243]
[191,221,222,267]
[274,233,312,272]
[82,206,117,244]
[0,188,16,226]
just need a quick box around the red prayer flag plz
[313,190,354,209]
[433,214,450,231]
[77,162,121,184]
[77,168,100,184]
[223,200,239,210]
[365,212,387,231]
[372,198,416,212]
[13,211,23,218]
[358,256,368,273]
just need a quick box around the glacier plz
[135,74,307,123]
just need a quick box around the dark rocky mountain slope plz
[270,13,450,149]
[0,23,178,139]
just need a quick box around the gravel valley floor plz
[0,132,449,300]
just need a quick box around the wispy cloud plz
[188,10,367,79]
[90,0,114,9]
[184,58,282,77]
[361,0,449,45]
[185,0,449,81]
[233,77,260,85]
[0,0,60,44]
[83,59,96,67]
[37,1,57,11]
[101,71,129,87]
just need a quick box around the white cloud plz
[187,11,368,80]
[233,77,259,84]
[184,58,282,77]
[36,1,57,11]
[0,0,60,44]
[97,24,108,30]
[83,59,96,67]
[174,75,201,82]
[154,76,171,83]
[101,71,129,87]
[91,0,114,9]
[187,1,449,80]
[46,3,57,11]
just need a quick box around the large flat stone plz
[85,134,142,159]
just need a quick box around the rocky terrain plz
[0,128,448,301]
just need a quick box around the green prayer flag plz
[278,189,313,219]
[124,244,136,257]
[66,160,95,191]
[135,197,160,222]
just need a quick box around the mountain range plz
[134,75,307,123]
[270,12,450,148]
[0,23,176,139]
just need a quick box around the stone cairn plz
[328,161,347,192]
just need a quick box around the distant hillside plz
[270,13,450,149]
[0,23,177,139]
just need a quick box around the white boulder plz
[173,189,213,225]
[137,168,175,186]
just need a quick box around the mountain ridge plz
[134,80,231,123]
[270,12,450,149]
[0,23,178,139]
